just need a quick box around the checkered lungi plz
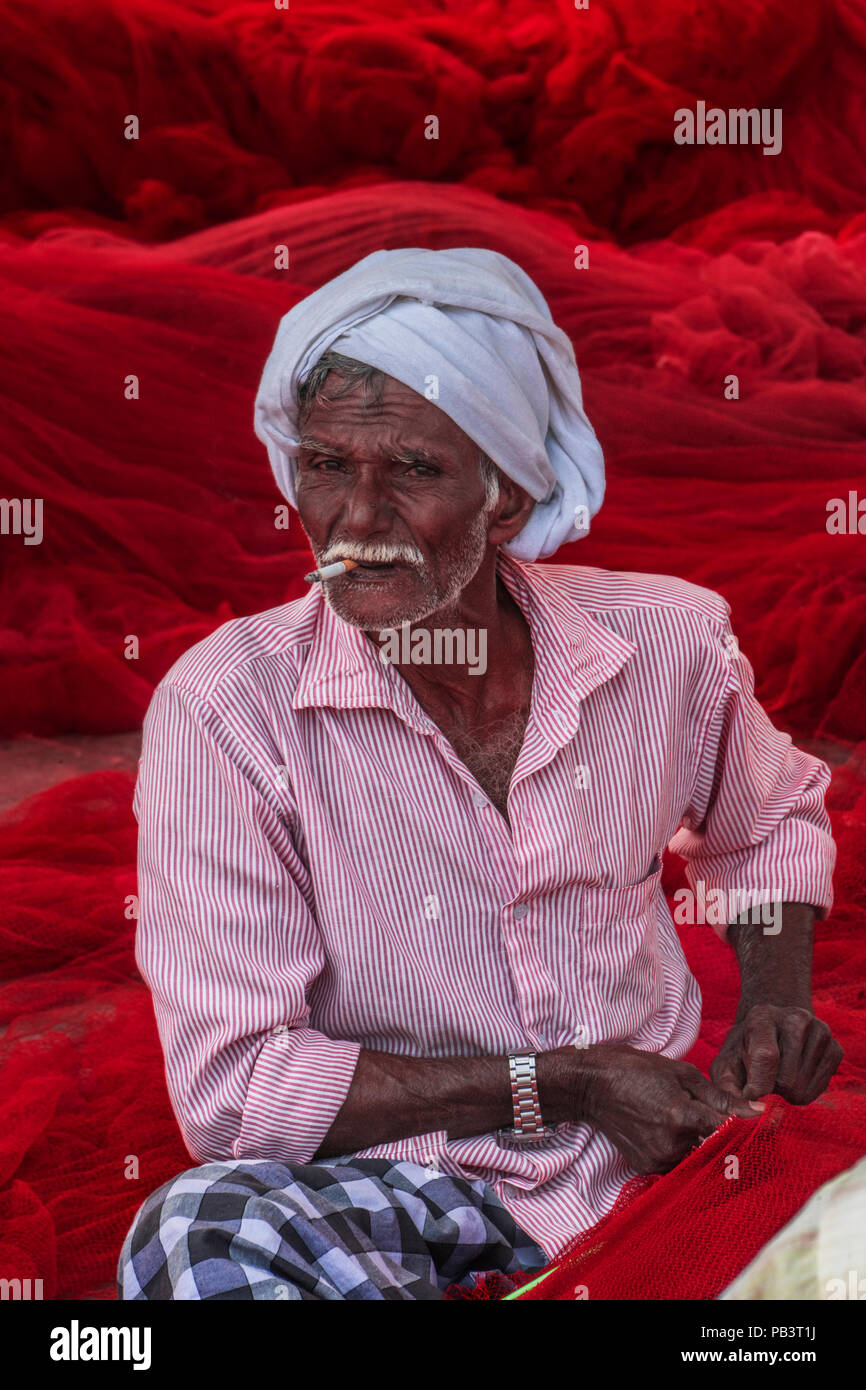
[117,1155,549,1300]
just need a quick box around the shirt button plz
[513,903,529,920]
[555,712,570,727]
[471,790,487,808]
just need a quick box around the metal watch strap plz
[496,1052,558,1149]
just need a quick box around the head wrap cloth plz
[253,247,604,561]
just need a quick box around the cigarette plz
[304,558,360,583]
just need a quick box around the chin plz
[322,568,443,628]
[325,590,437,630]
[324,594,405,629]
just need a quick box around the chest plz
[419,702,532,824]
[295,674,688,910]
[402,651,534,825]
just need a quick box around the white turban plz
[253,247,605,561]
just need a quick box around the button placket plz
[500,898,553,1047]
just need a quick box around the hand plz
[576,1044,763,1176]
[710,1003,844,1105]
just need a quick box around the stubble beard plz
[318,506,493,632]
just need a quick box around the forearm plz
[313,1044,583,1159]
[728,900,815,1018]
[312,900,818,1158]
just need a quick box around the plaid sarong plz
[117,1155,549,1300]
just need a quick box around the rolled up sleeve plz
[133,681,361,1164]
[667,603,836,941]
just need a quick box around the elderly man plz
[118,247,841,1300]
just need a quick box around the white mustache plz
[318,542,425,567]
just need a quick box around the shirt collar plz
[292,549,636,737]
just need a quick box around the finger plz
[682,1070,764,1119]
[676,1097,746,1141]
[789,1031,843,1104]
[710,1052,747,1097]
[810,1041,844,1099]
[798,1019,833,1077]
[741,1016,781,1100]
[776,1020,829,1103]
[800,1060,835,1105]
[773,1012,813,1095]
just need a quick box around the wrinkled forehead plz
[296,362,482,459]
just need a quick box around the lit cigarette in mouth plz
[304,558,360,583]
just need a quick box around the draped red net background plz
[0,0,864,1300]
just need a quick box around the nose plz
[336,470,394,540]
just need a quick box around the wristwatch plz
[496,1052,558,1149]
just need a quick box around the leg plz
[117,1155,548,1301]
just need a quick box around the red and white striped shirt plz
[133,549,835,1258]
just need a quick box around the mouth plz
[337,560,412,590]
[346,563,402,586]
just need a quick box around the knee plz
[117,1158,301,1300]
[117,1159,249,1299]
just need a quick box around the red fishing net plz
[1,0,865,1301]
[446,1007,866,1300]
[445,784,866,1298]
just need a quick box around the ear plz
[485,476,536,548]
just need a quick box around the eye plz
[405,464,439,476]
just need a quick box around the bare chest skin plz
[441,706,531,824]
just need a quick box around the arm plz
[317,1048,560,1158]
[316,1043,761,1171]
[710,902,843,1103]
[668,607,836,943]
[134,682,364,1164]
[731,900,815,1016]
[667,601,841,1103]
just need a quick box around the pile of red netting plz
[1,0,865,1300]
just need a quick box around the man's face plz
[295,372,508,630]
